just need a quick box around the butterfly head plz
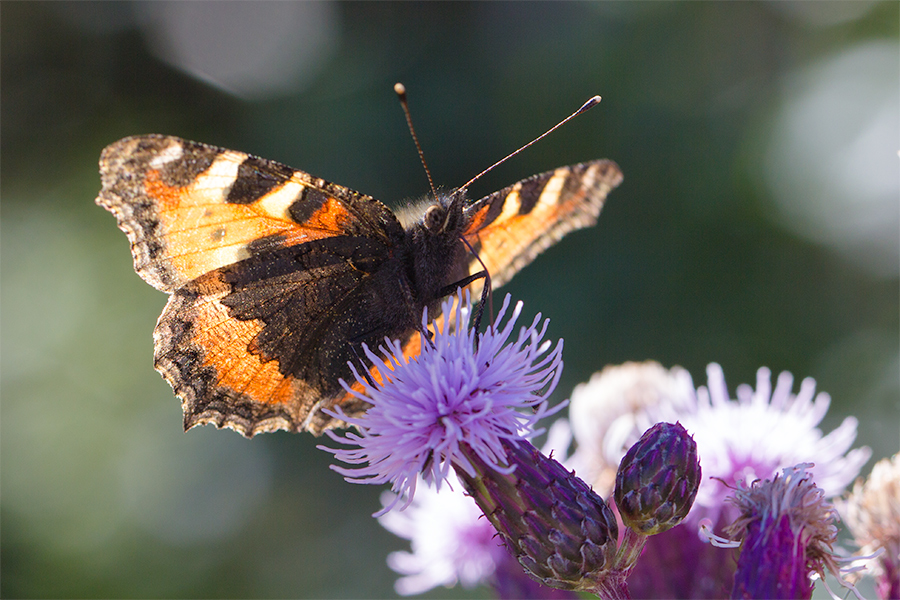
[422,189,468,237]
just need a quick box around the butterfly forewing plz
[97,135,401,292]
[459,159,623,301]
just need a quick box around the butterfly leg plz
[347,342,381,388]
[437,268,492,347]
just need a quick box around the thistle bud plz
[614,421,701,535]
[455,438,621,594]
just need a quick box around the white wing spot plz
[497,186,522,223]
[257,180,307,221]
[149,142,184,169]
[193,151,245,199]
[536,168,568,210]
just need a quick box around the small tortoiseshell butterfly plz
[97,114,622,438]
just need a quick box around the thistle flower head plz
[725,464,846,600]
[684,365,871,517]
[320,292,564,513]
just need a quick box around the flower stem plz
[612,527,648,579]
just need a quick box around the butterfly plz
[96,131,622,438]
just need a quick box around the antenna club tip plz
[578,95,602,114]
[394,82,407,96]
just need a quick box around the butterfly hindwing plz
[153,257,414,436]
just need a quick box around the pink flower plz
[320,292,563,513]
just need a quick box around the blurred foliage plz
[2,2,897,598]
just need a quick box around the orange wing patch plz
[145,167,355,287]
[152,270,308,436]
[152,267,431,437]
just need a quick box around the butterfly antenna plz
[459,95,602,192]
[395,83,439,200]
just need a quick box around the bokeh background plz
[2,2,898,598]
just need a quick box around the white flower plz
[570,362,871,523]
[838,453,900,599]
[377,473,503,596]
[568,361,695,496]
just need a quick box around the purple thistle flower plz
[567,361,872,598]
[320,292,564,514]
[723,464,852,600]
[322,294,628,596]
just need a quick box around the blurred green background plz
[2,2,898,598]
